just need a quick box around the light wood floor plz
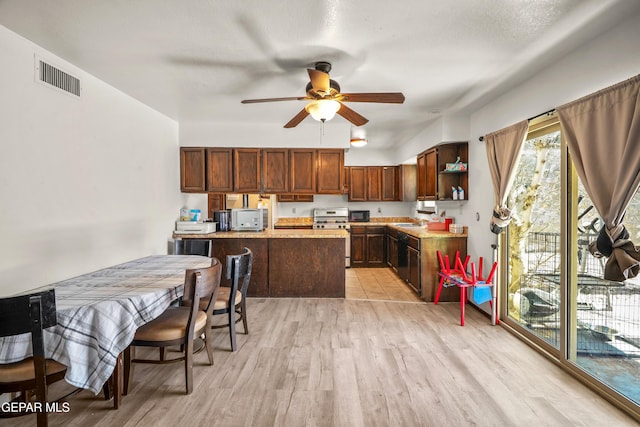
[4,296,636,426]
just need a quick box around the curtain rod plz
[478,108,556,141]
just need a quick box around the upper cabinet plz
[206,148,234,193]
[262,148,289,193]
[289,149,316,194]
[181,147,345,195]
[348,165,415,202]
[234,148,261,193]
[180,147,206,192]
[316,149,344,194]
[416,142,468,201]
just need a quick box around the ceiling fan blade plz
[337,103,369,126]
[308,69,330,95]
[284,109,310,128]
[242,97,308,104]
[338,92,406,104]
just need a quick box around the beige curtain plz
[558,74,640,281]
[484,120,529,234]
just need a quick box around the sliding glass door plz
[505,118,562,351]
[502,112,640,408]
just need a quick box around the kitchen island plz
[173,229,347,298]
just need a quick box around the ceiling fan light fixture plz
[305,99,340,122]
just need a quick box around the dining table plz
[0,254,212,406]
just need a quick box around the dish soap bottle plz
[452,186,458,200]
[458,186,464,200]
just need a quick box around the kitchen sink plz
[392,223,422,228]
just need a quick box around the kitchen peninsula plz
[173,229,347,298]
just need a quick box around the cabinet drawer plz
[366,226,386,234]
[408,235,420,250]
[350,226,366,234]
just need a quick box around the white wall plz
[0,26,181,296]
[463,9,640,266]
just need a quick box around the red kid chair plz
[435,251,497,326]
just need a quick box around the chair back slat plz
[0,289,57,337]
[226,247,253,295]
[182,260,223,312]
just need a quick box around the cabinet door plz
[387,234,398,270]
[234,148,261,193]
[416,153,427,200]
[408,246,421,295]
[343,166,350,194]
[366,167,382,201]
[262,148,289,193]
[366,233,386,266]
[316,149,344,194]
[382,166,398,201]
[180,147,206,192]
[206,148,234,192]
[348,167,367,201]
[207,193,226,217]
[350,233,366,266]
[290,149,316,194]
[425,148,438,200]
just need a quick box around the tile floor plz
[345,267,423,302]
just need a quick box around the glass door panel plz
[506,130,562,349]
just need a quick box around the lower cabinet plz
[210,238,269,297]
[351,226,387,267]
[407,244,420,295]
[208,236,345,298]
[386,231,398,271]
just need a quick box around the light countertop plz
[174,228,348,239]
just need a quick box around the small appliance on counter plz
[212,210,231,231]
[348,210,370,222]
[175,221,216,234]
[231,208,267,231]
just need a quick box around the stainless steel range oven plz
[313,207,350,267]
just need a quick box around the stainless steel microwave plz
[349,210,370,222]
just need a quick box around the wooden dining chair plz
[0,289,67,427]
[123,260,222,395]
[210,247,253,352]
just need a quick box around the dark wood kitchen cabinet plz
[289,149,316,194]
[367,167,382,201]
[316,149,344,194]
[348,167,367,201]
[417,148,437,200]
[277,194,314,202]
[180,147,206,192]
[234,148,261,193]
[386,227,399,271]
[417,142,468,201]
[262,148,289,193]
[206,148,234,192]
[351,225,386,268]
[382,166,398,201]
[407,235,421,295]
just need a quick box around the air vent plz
[35,57,81,97]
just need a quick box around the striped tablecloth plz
[0,255,211,394]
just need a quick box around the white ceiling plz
[0,0,637,149]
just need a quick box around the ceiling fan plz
[241,61,405,128]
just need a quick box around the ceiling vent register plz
[35,57,81,97]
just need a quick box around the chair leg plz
[185,341,194,395]
[123,346,133,395]
[460,287,466,326]
[434,276,445,304]
[204,320,214,365]
[228,309,237,351]
[240,301,248,334]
